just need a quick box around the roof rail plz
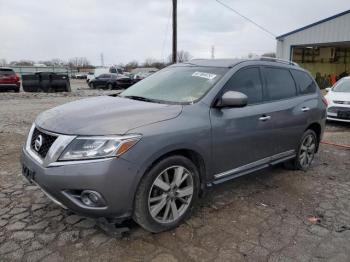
[259,57,299,66]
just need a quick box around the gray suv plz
[21,58,327,232]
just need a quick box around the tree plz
[50,58,66,66]
[262,52,276,58]
[0,59,7,66]
[143,58,158,67]
[124,61,139,71]
[247,53,259,59]
[11,60,34,66]
[167,50,192,63]
[68,57,91,69]
[177,50,192,63]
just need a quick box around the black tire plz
[284,129,318,171]
[133,155,199,233]
[89,82,95,89]
[14,88,20,93]
[65,82,72,92]
[107,83,113,90]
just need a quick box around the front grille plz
[30,128,57,158]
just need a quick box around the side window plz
[263,67,297,101]
[291,70,317,95]
[223,67,263,104]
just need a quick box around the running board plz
[212,151,295,185]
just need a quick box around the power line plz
[161,4,172,62]
[215,0,276,39]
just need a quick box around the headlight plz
[59,135,141,161]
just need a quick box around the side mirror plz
[216,91,248,108]
[325,87,331,92]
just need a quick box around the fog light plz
[80,190,106,207]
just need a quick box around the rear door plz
[290,69,321,134]
[260,66,306,154]
[95,74,109,87]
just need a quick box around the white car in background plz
[86,72,94,82]
[325,77,350,122]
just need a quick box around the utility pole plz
[211,45,215,59]
[172,0,177,64]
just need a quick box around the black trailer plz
[22,72,71,92]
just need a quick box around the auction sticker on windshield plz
[192,71,217,80]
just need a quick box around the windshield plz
[333,79,350,93]
[121,66,227,103]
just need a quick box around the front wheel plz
[133,155,199,233]
[284,129,318,171]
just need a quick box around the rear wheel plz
[65,83,71,92]
[284,129,317,171]
[133,155,199,233]
[14,87,20,93]
[107,83,113,90]
[89,82,95,89]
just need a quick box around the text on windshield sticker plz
[192,72,217,80]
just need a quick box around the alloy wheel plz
[299,134,316,168]
[148,166,194,224]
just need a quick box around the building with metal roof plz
[276,10,350,86]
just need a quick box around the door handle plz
[259,115,271,121]
[301,107,310,112]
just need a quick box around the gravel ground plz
[0,81,350,261]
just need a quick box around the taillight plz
[322,97,328,107]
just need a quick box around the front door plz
[210,67,277,179]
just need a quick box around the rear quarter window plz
[291,70,317,95]
[263,67,297,101]
[0,69,15,75]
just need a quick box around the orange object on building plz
[330,73,337,86]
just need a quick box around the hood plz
[35,96,182,135]
[326,91,350,102]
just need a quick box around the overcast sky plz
[0,0,349,65]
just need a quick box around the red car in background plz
[0,68,20,92]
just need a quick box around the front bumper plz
[327,106,350,123]
[0,83,19,89]
[21,146,140,219]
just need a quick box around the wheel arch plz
[305,122,322,152]
[137,148,207,197]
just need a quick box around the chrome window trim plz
[214,149,296,179]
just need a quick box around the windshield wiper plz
[122,95,156,103]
